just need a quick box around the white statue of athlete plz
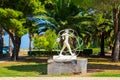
[59,29,75,56]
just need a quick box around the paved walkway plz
[0,77,120,80]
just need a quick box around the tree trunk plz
[29,33,32,51]
[3,28,21,61]
[100,32,105,57]
[112,8,119,61]
[112,31,120,62]
[0,26,3,55]
[113,8,119,35]
[9,35,12,54]
[11,36,21,61]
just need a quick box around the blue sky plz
[4,34,30,49]
[3,17,56,49]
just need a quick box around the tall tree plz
[0,8,26,60]
[41,0,95,51]
[91,13,113,56]
[0,0,46,61]
[73,0,120,61]
[43,0,94,34]
[25,16,56,51]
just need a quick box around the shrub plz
[83,49,93,56]
[33,29,57,52]
[44,29,57,51]
[28,50,58,57]
[33,34,49,50]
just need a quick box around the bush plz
[92,48,100,54]
[83,49,93,56]
[33,29,57,51]
[28,50,83,57]
[44,29,57,51]
[28,50,58,57]
[33,35,49,50]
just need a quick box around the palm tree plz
[43,0,94,36]
[38,0,95,52]
[90,13,113,56]
[26,16,57,51]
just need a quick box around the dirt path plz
[0,77,120,80]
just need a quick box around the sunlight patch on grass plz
[0,62,47,77]
[91,70,120,77]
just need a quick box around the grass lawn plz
[0,56,120,77]
[91,70,120,77]
[87,57,120,77]
[0,60,47,77]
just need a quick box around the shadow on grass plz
[88,63,120,70]
[17,56,48,63]
[88,63,120,73]
[5,63,47,75]
[87,57,120,73]
[88,57,112,62]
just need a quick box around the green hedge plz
[28,50,82,57]
[83,49,93,56]
[28,51,58,57]
[28,49,92,57]
[0,53,10,58]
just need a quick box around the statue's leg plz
[59,44,66,56]
[66,43,74,56]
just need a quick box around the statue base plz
[47,58,87,75]
[53,55,77,62]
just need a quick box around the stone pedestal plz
[53,55,77,62]
[47,58,87,75]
